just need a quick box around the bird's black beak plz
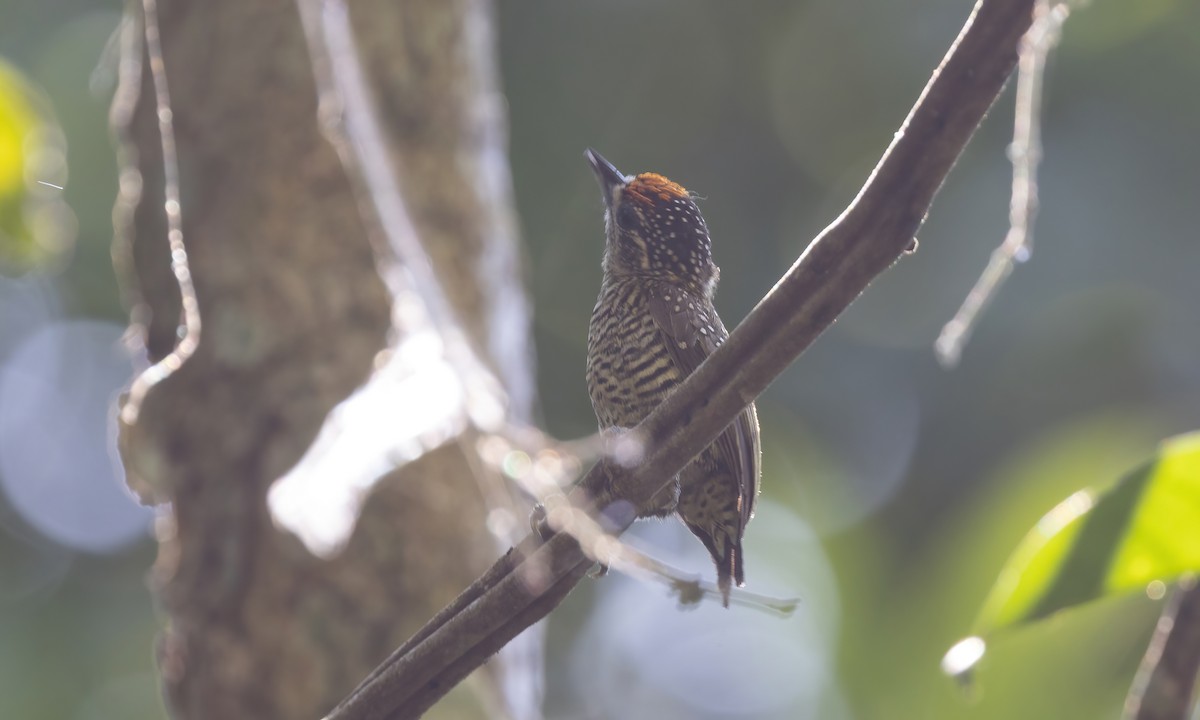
[585,148,627,204]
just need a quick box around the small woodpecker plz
[583,148,761,607]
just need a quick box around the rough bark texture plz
[112,1,535,719]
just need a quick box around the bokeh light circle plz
[569,502,843,718]
[0,319,152,553]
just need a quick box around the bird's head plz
[586,148,718,296]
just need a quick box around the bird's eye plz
[615,203,638,230]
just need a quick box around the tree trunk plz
[111,1,537,718]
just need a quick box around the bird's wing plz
[647,286,761,528]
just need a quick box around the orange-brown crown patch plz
[625,172,690,206]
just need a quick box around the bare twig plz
[1124,582,1200,720]
[936,0,1078,366]
[622,547,800,616]
[119,0,201,425]
[325,0,1037,717]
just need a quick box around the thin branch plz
[324,1,1036,717]
[936,0,1077,366]
[620,545,800,616]
[119,0,202,426]
[1124,582,1200,720]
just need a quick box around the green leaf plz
[0,56,73,273]
[943,432,1200,679]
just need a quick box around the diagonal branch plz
[1124,582,1200,720]
[326,0,1036,717]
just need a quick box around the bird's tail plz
[716,537,744,608]
[683,518,745,608]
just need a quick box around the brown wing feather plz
[646,287,760,529]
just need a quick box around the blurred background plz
[1,0,1198,718]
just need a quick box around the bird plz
[583,148,761,607]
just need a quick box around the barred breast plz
[585,278,691,429]
[586,278,685,430]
